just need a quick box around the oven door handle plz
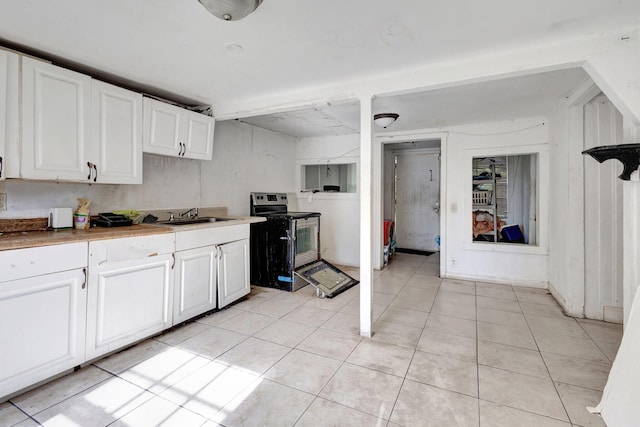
[280,230,292,241]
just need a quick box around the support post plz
[359,95,374,337]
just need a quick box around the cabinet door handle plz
[93,164,98,182]
[171,253,175,269]
[82,268,87,289]
[87,162,93,180]
[0,156,3,179]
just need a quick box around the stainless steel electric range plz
[249,192,359,297]
[250,192,321,291]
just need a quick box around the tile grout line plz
[474,280,482,426]
[516,290,574,425]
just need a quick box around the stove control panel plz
[250,192,288,206]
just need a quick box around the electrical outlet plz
[451,258,457,267]
[0,193,6,211]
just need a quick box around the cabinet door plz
[21,57,92,181]
[183,110,214,160]
[174,246,217,324]
[142,98,181,157]
[0,269,87,398]
[0,50,8,180]
[86,254,173,361]
[217,239,250,309]
[2,49,19,179]
[92,80,143,184]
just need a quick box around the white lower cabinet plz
[174,224,251,320]
[218,239,250,309]
[173,246,217,324]
[86,234,174,361]
[0,224,253,400]
[0,243,88,399]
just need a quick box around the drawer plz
[89,233,174,267]
[175,224,249,251]
[0,242,88,283]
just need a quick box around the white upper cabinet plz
[143,97,214,160]
[21,57,143,184]
[91,80,143,184]
[0,50,6,181]
[184,111,215,160]
[2,50,19,180]
[21,57,92,181]
[0,49,19,181]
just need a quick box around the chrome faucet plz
[179,207,198,219]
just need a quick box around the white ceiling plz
[238,67,591,137]
[0,1,637,119]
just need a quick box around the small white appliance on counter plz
[48,207,73,229]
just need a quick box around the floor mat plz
[395,248,435,256]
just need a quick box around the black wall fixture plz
[582,144,640,181]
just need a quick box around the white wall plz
[295,134,360,266]
[443,118,550,286]
[0,121,296,218]
[548,94,577,311]
[298,118,551,283]
[583,96,624,322]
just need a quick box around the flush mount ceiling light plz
[374,113,399,128]
[198,0,263,21]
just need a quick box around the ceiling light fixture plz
[374,113,399,128]
[198,0,263,21]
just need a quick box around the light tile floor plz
[0,253,621,426]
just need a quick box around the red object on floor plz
[383,220,394,246]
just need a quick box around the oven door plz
[294,216,320,268]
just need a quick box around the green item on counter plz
[112,210,141,220]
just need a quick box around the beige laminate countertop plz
[0,216,266,251]
[0,224,174,251]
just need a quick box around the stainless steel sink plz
[155,217,232,226]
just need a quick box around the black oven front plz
[249,192,321,291]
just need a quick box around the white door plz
[21,57,92,181]
[394,152,440,252]
[218,239,250,309]
[583,94,624,323]
[183,111,214,160]
[0,269,87,398]
[142,98,182,157]
[86,254,173,360]
[174,246,217,324]
[91,80,143,184]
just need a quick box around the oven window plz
[296,227,315,254]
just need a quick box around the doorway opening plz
[383,139,441,263]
